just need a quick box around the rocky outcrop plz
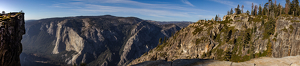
[20,15,187,66]
[0,12,25,66]
[129,13,300,65]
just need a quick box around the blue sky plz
[0,0,286,22]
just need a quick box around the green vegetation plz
[150,0,300,63]
[266,40,273,57]
[291,20,300,22]
[159,38,162,45]
[1,15,10,21]
[215,49,225,60]
[222,26,236,42]
[248,15,267,22]
[156,43,166,51]
[206,26,214,35]
[156,37,169,51]
[281,25,294,33]
[282,28,288,33]
[195,37,208,45]
[289,25,294,33]
[159,52,167,57]
[192,27,204,35]
[80,63,86,66]
[263,19,276,39]
[73,63,77,66]
[199,4,279,62]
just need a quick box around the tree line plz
[225,0,300,18]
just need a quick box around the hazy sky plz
[0,0,286,22]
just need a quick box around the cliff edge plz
[129,13,300,65]
[0,12,25,66]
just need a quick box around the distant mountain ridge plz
[146,21,194,28]
[20,15,192,66]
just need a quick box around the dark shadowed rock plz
[0,12,25,66]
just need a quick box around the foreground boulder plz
[133,55,300,66]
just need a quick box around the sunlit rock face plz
[0,12,25,66]
[129,13,300,65]
[20,15,189,66]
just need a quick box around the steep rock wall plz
[20,15,185,66]
[0,12,25,66]
[129,14,300,65]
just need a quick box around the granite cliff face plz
[20,15,188,66]
[0,12,25,66]
[129,13,300,65]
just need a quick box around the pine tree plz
[252,3,254,11]
[263,5,268,15]
[291,0,295,15]
[278,3,282,16]
[242,5,244,13]
[230,8,234,14]
[215,15,218,21]
[274,0,278,17]
[292,0,299,16]
[254,5,258,15]
[259,5,263,15]
[252,3,254,15]
[159,38,162,45]
[282,7,286,14]
[268,0,275,19]
[246,10,250,15]
[218,14,221,21]
[286,0,290,14]
[264,3,270,16]
[235,4,241,14]
[227,11,230,15]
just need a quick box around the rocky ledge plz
[129,13,300,65]
[133,55,300,66]
[0,12,25,66]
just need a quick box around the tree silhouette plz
[259,5,263,15]
[242,5,244,13]
[246,10,250,15]
[235,4,241,14]
[254,5,258,15]
[285,0,290,14]
[215,15,218,21]
[230,8,234,14]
